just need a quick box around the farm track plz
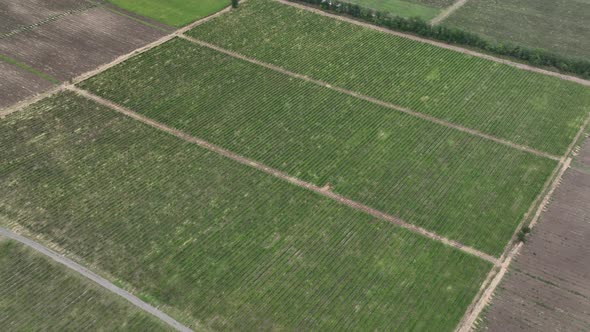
[0,227,192,332]
[430,0,470,25]
[277,0,590,87]
[180,35,560,162]
[456,110,590,331]
[69,85,499,265]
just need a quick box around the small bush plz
[232,0,239,9]
[517,226,531,242]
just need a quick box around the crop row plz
[0,92,490,331]
[187,0,590,155]
[0,238,167,330]
[79,38,556,256]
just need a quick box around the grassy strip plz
[79,38,556,256]
[188,0,590,156]
[0,238,170,331]
[107,0,229,27]
[0,92,491,331]
[345,0,441,20]
[0,54,59,84]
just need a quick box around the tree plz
[232,0,239,8]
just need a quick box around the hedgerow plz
[292,0,590,79]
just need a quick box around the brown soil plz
[481,167,590,331]
[0,7,165,81]
[0,0,89,34]
[0,61,54,109]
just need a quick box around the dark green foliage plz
[232,0,239,8]
[517,226,531,242]
[292,0,590,78]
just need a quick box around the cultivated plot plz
[0,6,165,81]
[80,37,556,256]
[344,0,454,20]
[0,237,169,331]
[107,0,229,27]
[0,92,491,331]
[188,0,590,156]
[0,0,92,35]
[0,60,54,109]
[443,0,590,60]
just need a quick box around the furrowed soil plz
[0,7,165,81]
[0,92,491,331]
[479,163,590,331]
[0,237,171,331]
[0,61,54,109]
[0,0,91,34]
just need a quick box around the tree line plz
[291,0,590,79]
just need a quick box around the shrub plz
[292,0,590,79]
[232,0,239,9]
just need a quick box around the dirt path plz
[276,0,590,87]
[430,0,470,25]
[69,86,498,265]
[181,35,560,162]
[0,226,192,332]
[0,2,236,118]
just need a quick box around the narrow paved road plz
[0,227,192,332]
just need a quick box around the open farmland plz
[106,0,230,27]
[443,0,590,60]
[188,0,590,156]
[0,92,491,331]
[0,237,169,331]
[344,0,454,20]
[0,59,54,108]
[79,37,556,256]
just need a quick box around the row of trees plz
[293,0,590,79]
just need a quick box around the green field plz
[188,0,590,156]
[0,237,168,331]
[79,37,555,256]
[0,92,491,331]
[344,0,451,20]
[108,0,229,26]
[443,0,590,60]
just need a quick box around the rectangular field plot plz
[0,7,165,81]
[187,0,590,156]
[344,0,452,20]
[0,237,169,331]
[0,60,54,109]
[444,0,590,60]
[0,92,491,331]
[79,38,556,256]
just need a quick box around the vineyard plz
[1,0,589,330]
[0,92,490,331]
[0,237,168,330]
[188,0,590,155]
[79,37,555,256]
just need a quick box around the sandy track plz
[276,0,590,87]
[0,227,192,332]
[181,35,560,162]
[430,0,470,25]
[69,86,498,265]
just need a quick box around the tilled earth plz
[0,61,54,109]
[481,139,590,331]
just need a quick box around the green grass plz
[0,238,169,331]
[107,0,229,27]
[344,0,442,20]
[0,92,491,331]
[188,0,590,156]
[444,0,590,60]
[79,38,556,256]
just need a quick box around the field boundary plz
[456,111,590,331]
[69,86,499,265]
[181,35,560,161]
[275,0,590,87]
[0,227,192,332]
[0,1,237,118]
[430,0,470,25]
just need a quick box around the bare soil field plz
[0,7,165,81]
[577,137,590,169]
[0,61,54,109]
[0,0,91,35]
[480,165,590,331]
